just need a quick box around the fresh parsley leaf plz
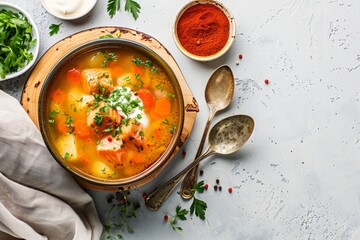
[175,206,188,221]
[189,181,207,220]
[107,0,120,18]
[167,206,188,232]
[193,180,205,194]
[49,23,62,36]
[190,198,207,220]
[168,92,175,98]
[162,118,169,125]
[125,0,141,20]
[48,119,55,124]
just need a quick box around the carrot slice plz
[138,89,155,110]
[153,128,161,139]
[74,120,91,138]
[111,66,122,78]
[57,117,69,134]
[154,98,171,116]
[131,152,146,164]
[51,88,66,104]
[133,65,145,76]
[79,150,90,165]
[67,68,82,85]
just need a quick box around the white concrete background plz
[2,0,360,239]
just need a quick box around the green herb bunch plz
[0,9,37,79]
[102,192,140,239]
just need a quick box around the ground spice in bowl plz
[174,1,235,61]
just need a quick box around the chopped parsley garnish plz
[168,123,176,134]
[139,131,144,137]
[94,113,104,126]
[49,110,60,118]
[49,23,62,36]
[168,93,175,98]
[99,51,118,67]
[64,152,71,160]
[162,118,169,125]
[48,119,55,124]
[155,84,164,92]
[65,115,73,127]
[131,58,158,74]
[99,34,114,39]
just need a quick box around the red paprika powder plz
[176,3,230,57]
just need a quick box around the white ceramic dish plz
[0,2,40,81]
[40,0,97,20]
[173,0,236,62]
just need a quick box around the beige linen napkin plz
[0,90,103,240]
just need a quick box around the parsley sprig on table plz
[167,206,189,232]
[189,180,208,220]
[107,0,141,20]
[49,23,62,36]
[0,9,37,79]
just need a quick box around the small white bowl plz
[173,0,236,62]
[40,0,97,20]
[0,2,40,81]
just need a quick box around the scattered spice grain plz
[264,79,269,84]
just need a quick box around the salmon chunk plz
[87,102,122,135]
[121,119,145,152]
[97,136,125,166]
[83,69,114,95]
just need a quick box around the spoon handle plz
[145,147,214,211]
[180,108,216,199]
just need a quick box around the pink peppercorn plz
[228,187,233,193]
[163,215,169,221]
[264,79,269,84]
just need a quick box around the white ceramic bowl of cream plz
[40,0,97,20]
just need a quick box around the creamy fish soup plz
[45,47,179,179]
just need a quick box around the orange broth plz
[45,48,179,180]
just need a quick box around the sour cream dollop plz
[42,0,91,18]
[108,86,148,127]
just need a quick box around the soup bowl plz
[38,39,184,191]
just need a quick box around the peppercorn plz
[204,184,208,190]
[264,79,269,84]
[119,198,125,204]
[214,185,218,191]
[228,187,233,193]
[199,169,204,176]
[216,179,220,184]
[142,193,148,199]
[163,215,169,221]
[107,195,115,204]
[239,54,243,59]
[181,150,186,158]
[219,186,222,191]
[107,137,112,142]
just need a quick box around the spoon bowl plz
[209,115,254,154]
[145,115,254,211]
[180,65,234,199]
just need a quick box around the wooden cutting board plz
[20,27,199,190]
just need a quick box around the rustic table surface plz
[2,0,360,239]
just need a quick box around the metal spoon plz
[180,65,234,199]
[145,115,254,211]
